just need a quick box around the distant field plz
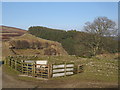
[0,26,27,41]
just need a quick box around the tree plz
[84,17,117,55]
[84,17,117,36]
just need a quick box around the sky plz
[2,2,118,31]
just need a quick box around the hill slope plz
[28,26,118,57]
[2,33,68,57]
[0,25,27,41]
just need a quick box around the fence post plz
[10,59,12,67]
[21,60,23,74]
[11,59,13,68]
[4,58,6,65]
[77,64,84,73]
[33,64,35,77]
[48,64,49,78]
[15,60,17,70]
[77,65,79,74]
[27,63,28,76]
[48,64,51,78]
[32,63,34,77]
[50,64,53,77]
[10,56,12,67]
[65,62,66,77]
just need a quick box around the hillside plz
[28,26,118,57]
[2,33,68,57]
[0,25,27,41]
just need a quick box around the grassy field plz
[47,54,118,83]
[2,53,118,88]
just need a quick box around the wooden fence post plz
[32,63,34,77]
[11,59,13,68]
[10,59,12,67]
[65,62,66,77]
[21,60,23,74]
[33,64,35,77]
[51,64,53,78]
[27,63,28,76]
[48,64,51,78]
[15,60,17,70]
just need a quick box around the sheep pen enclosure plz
[4,56,83,79]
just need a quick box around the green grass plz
[49,54,118,83]
[3,65,42,82]
[51,70,117,83]
[3,64,20,76]
[3,53,118,83]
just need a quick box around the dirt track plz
[2,69,118,88]
[2,71,37,88]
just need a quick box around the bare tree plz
[84,17,117,36]
[84,17,117,55]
